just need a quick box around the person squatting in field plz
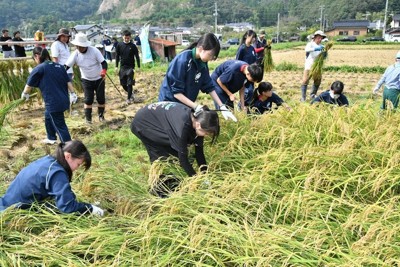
[0,140,104,216]
[236,29,269,105]
[115,30,140,104]
[65,32,108,124]
[311,80,349,106]
[131,102,220,197]
[21,47,75,145]
[158,33,236,122]
[248,81,290,114]
[373,51,400,109]
[211,60,263,111]
[300,30,327,102]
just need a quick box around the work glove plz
[194,105,204,117]
[220,104,237,122]
[373,87,380,94]
[100,69,107,78]
[69,92,78,104]
[91,204,105,216]
[21,92,29,101]
[314,45,324,51]
[264,44,271,49]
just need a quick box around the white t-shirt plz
[65,46,105,81]
[51,40,73,74]
[304,41,322,70]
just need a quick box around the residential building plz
[325,20,369,37]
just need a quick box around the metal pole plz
[277,13,280,44]
[382,0,389,39]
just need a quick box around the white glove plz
[91,204,105,216]
[21,92,29,101]
[373,87,380,94]
[69,92,78,104]
[220,104,237,122]
[194,105,204,117]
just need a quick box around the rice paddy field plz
[1,43,400,266]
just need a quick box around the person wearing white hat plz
[51,28,73,80]
[65,32,108,124]
[300,30,327,102]
[373,51,400,109]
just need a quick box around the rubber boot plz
[127,84,133,101]
[98,107,105,122]
[310,85,320,100]
[300,85,307,102]
[84,108,92,124]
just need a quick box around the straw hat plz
[57,28,70,38]
[313,30,326,38]
[71,32,91,47]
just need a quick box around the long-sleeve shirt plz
[115,41,140,69]
[311,90,349,106]
[374,62,400,91]
[0,156,92,213]
[158,49,215,103]
[131,102,206,176]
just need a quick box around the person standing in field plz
[65,32,108,124]
[300,30,327,102]
[101,35,112,62]
[255,30,267,67]
[311,80,349,106]
[21,47,76,144]
[248,81,290,114]
[34,30,46,49]
[51,28,73,80]
[373,51,400,109]
[131,102,220,197]
[12,31,26,58]
[115,30,140,104]
[0,140,104,216]
[211,60,263,110]
[0,29,14,58]
[158,33,236,122]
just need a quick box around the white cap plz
[71,32,91,47]
[313,30,327,38]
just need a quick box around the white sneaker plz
[42,139,57,145]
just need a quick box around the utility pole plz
[277,13,280,44]
[213,2,218,34]
[382,0,389,39]
[319,5,325,30]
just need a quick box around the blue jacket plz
[0,156,92,214]
[251,93,284,114]
[236,44,257,64]
[27,61,70,113]
[311,90,349,106]
[211,60,249,106]
[158,49,215,103]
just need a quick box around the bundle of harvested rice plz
[263,39,274,73]
[309,41,333,81]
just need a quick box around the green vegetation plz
[2,100,400,265]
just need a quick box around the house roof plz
[332,20,369,28]
[393,14,400,21]
[74,24,102,31]
[150,38,177,47]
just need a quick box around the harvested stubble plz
[1,102,400,266]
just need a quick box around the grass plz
[1,44,400,266]
[2,98,400,265]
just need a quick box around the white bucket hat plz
[313,30,327,38]
[71,32,91,47]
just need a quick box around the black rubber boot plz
[98,107,105,122]
[84,108,92,124]
[310,85,320,100]
[300,85,307,102]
